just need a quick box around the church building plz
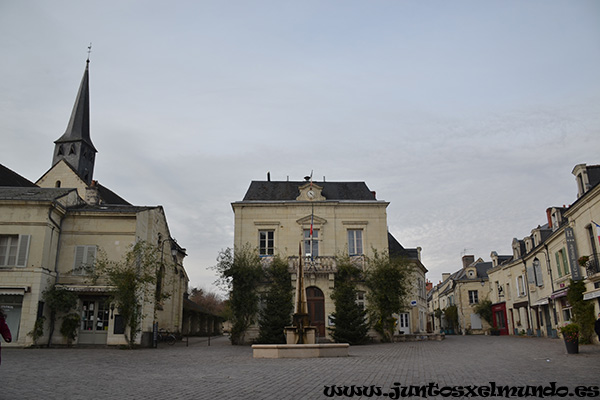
[0,58,189,347]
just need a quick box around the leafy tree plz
[567,279,596,343]
[60,313,81,346]
[473,298,493,327]
[365,251,412,342]
[43,285,78,347]
[444,305,459,331]
[328,257,369,345]
[213,245,264,345]
[189,287,226,316]
[94,241,165,348]
[256,256,293,344]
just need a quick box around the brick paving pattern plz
[2,335,599,399]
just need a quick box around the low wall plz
[393,333,445,342]
[252,343,349,358]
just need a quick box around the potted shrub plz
[560,323,579,354]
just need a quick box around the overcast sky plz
[2,1,599,293]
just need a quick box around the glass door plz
[79,299,109,344]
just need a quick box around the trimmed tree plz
[365,251,412,342]
[567,279,596,343]
[473,299,493,327]
[256,256,293,344]
[43,285,78,347]
[213,245,264,345]
[94,241,165,348]
[329,256,369,345]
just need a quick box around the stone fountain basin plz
[252,343,349,358]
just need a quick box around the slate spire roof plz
[54,59,96,151]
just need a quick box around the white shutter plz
[74,246,86,274]
[85,246,97,266]
[16,234,31,267]
[526,266,535,284]
[534,263,543,286]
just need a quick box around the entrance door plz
[79,299,109,345]
[492,303,509,335]
[306,287,325,338]
[0,296,23,340]
[543,306,553,337]
[398,313,410,334]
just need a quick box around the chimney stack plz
[462,255,475,269]
[85,180,100,205]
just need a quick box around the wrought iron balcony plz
[583,253,599,278]
[286,255,367,273]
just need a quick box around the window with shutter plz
[534,262,543,286]
[0,234,30,267]
[73,245,97,274]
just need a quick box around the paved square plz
[2,335,599,399]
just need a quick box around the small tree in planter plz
[567,279,596,344]
[560,323,580,354]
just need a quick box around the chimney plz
[462,255,475,269]
[546,208,552,229]
[371,191,376,199]
[85,180,100,205]
[490,251,498,267]
[442,273,451,282]
[267,171,271,181]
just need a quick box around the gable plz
[37,159,88,196]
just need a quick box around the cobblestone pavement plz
[2,335,599,399]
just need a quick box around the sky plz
[1,1,600,294]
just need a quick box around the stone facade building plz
[232,177,427,342]
[428,255,493,334]
[487,163,600,340]
[0,59,189,347]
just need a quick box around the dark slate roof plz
[54,61,96,151]
[454,261,493,280]
[0,187,76,201]
[67,203,155,213]
[388,232,419,260]
[587,165,600,188]
[0,164,37,187]
[96,183,131,205]
[242,181,377,201]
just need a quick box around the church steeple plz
[52,57,97,184]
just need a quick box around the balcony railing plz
[583,253,600,277]
[286,255,366,273]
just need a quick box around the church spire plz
[52,54,97,184]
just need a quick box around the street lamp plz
[154,236,179,348]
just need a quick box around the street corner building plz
[428,163,600,341]
[231,175,428,342]
[0,59,190,347]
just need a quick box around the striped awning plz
[54,284,115,293]
[532,297,549,307]
[0,287,28,295]
[583,288,600,301]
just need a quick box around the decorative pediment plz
[296,183,325,201]
[296,215,327,226]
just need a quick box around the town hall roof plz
[241,180,377,201]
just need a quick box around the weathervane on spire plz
[87,43,92,63]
